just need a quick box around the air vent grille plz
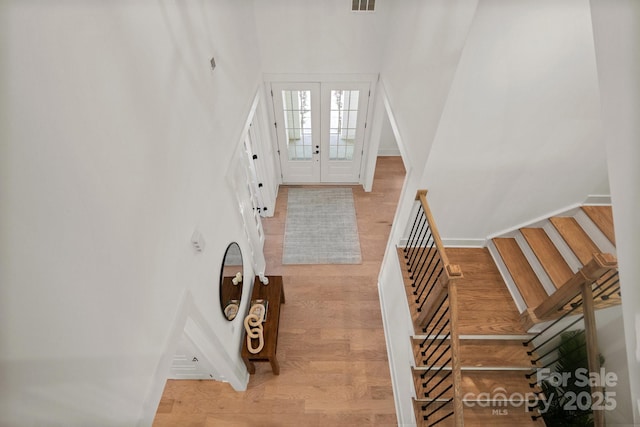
[352,0,375,12]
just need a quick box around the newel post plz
[446,265,464,426]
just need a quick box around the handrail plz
[408,190,463,426]
[416,190,451,267]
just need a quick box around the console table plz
[241,275,285,375]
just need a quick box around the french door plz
[271,82,370,183]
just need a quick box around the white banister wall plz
[378,250,417,426]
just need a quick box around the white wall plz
[252,0,389,74]
[0,1,262,425]
[381,0,479,177]
[253,0,392,192]
[376,0,479,249]
[590,0,640,423]
[421,0,610,240]
[377,111,401,156]
[378,249,416,426]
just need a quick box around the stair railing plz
[404,190,463,426]
[530,253,618,321]
[522,253,619,427]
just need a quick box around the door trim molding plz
[264,74,379,186]
[361,79,409,192]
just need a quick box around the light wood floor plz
[153,156,406,427]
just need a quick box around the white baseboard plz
[398,238,485,248]
[584,194,612,205]
[486,203,583,240]
[377,150,402,157]
[440,238,486,248]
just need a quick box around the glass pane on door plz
[282,90,313,161]
[329,90,359,161]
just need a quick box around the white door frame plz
[264,74,379,187]
[320,81,370,183]
[270,82,322,183]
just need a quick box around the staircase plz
[400,246,545,426]
[487,204,620,325]
[399,192,620,426]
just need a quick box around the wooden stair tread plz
[448,248,528,335]
[549,217,600,265]
[413,399,455,427]
[521,228,573,288]
[417,367,539,401]
[412,367,454,400]
[493,238,548,308]
[460,370,539,395]
[414,399,545,427]
[582,205,616,245]
[399,247,529,336]
[462,406,545,426]
[412,338,532,369]
[460,339,532,368]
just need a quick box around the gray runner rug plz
[283,187,362,264]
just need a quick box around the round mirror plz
[220,242,244,321]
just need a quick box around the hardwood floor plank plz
[154,414,207,427]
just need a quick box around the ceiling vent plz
[352,0,375,12]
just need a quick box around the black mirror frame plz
[219,242,243,321]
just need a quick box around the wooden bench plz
[241,275,285,375]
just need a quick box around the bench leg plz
[242,356,256,374]
[270,356,280,375]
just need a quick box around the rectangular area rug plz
[283,187,362,264]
